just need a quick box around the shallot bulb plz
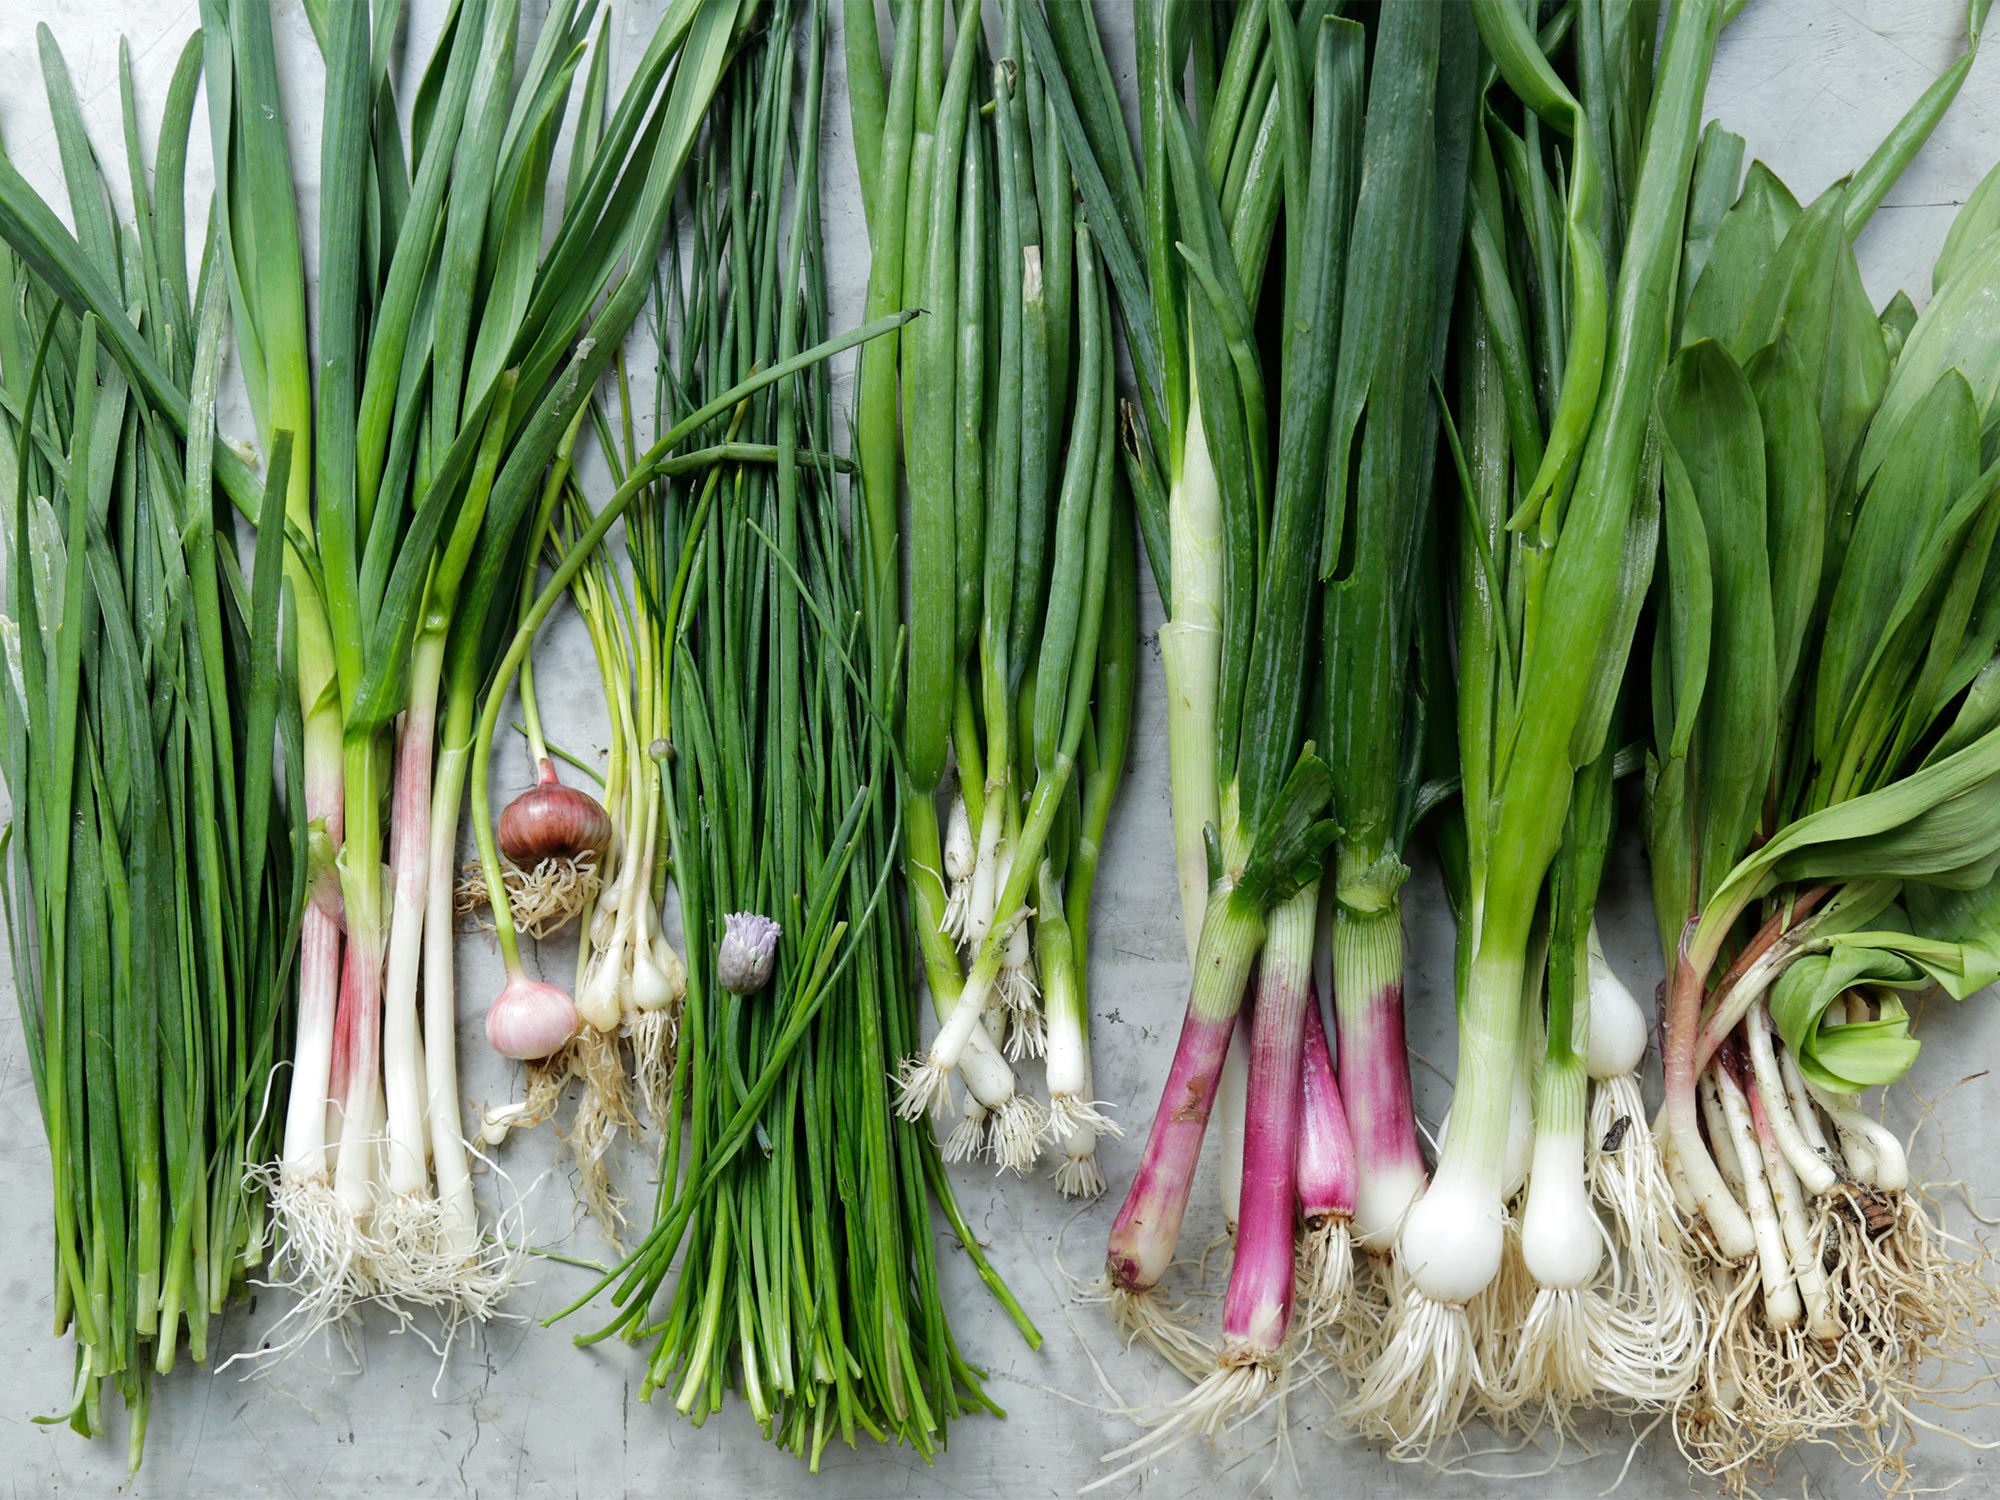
[499,758,611,865]
[486,975,581,1059]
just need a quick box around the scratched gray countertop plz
[3,3,1998,1497]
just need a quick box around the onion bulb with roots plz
[499,758,612,865]
[1584,932,1647,1080]
[487,976,582,1060]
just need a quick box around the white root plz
[942,1093,990,1164]
[984,1090,1047,1175]
[1346,1286,1481,1458]
[1100,1280,1217,1382]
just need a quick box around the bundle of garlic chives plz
[0,27,302,1463]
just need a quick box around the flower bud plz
[717,911,780,994]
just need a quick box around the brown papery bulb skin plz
[499,757,611,865]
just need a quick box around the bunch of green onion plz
[0,27,303,1466]
[856,0,1139,1190]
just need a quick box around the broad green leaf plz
[1863,228,2000,487]
[1770,946,1922,1093]
[1658,340,1775,898]
[1815,370,1979,773]
[1743,336,1825,706]
[1936,156,2000,294]
[1681,162,1800,349]
[1676,122,1745,334]
[1655,440,1711,763]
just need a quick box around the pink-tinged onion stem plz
[1106,888,1266,1293]
[1221,886,1316,1352]
[1297,985,1357,1223]
[1663,937,1755,1258]
[1331,891,1424,1245]
[283,718,346,1178]
[380,637,443,1197]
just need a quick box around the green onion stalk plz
[0,27,306,1461]
[1351,0,1725,1454]
[187,0,758,1328]
[1046,494,1140,1195]
[1309,0,1474,1341]
[1020,0,1350,1302]
[854,0,1046,1172]
[193,0,358,1328]
[895,220,1119,1136]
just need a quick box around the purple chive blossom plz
[717,912,781,994]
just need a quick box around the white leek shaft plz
[282,712,346,1178]
[381,637,443,1198]
[1806,1078,1906,1190]
[1778,1046,1833,1157]
[966,810,1003,946]
[1757,1112,1839,1341]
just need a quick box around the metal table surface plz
[2,3,1997,1496]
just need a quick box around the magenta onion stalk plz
[1295,984,1358,1332]
[1328,860,1425,1247]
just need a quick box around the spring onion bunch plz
[541,4,1039,1461]
[1644,63,2000,1474]
[1350,0,1727,1450]
[851,0,1135,1181]
[0,29,302,1465]
[1074,0,1365,1434]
